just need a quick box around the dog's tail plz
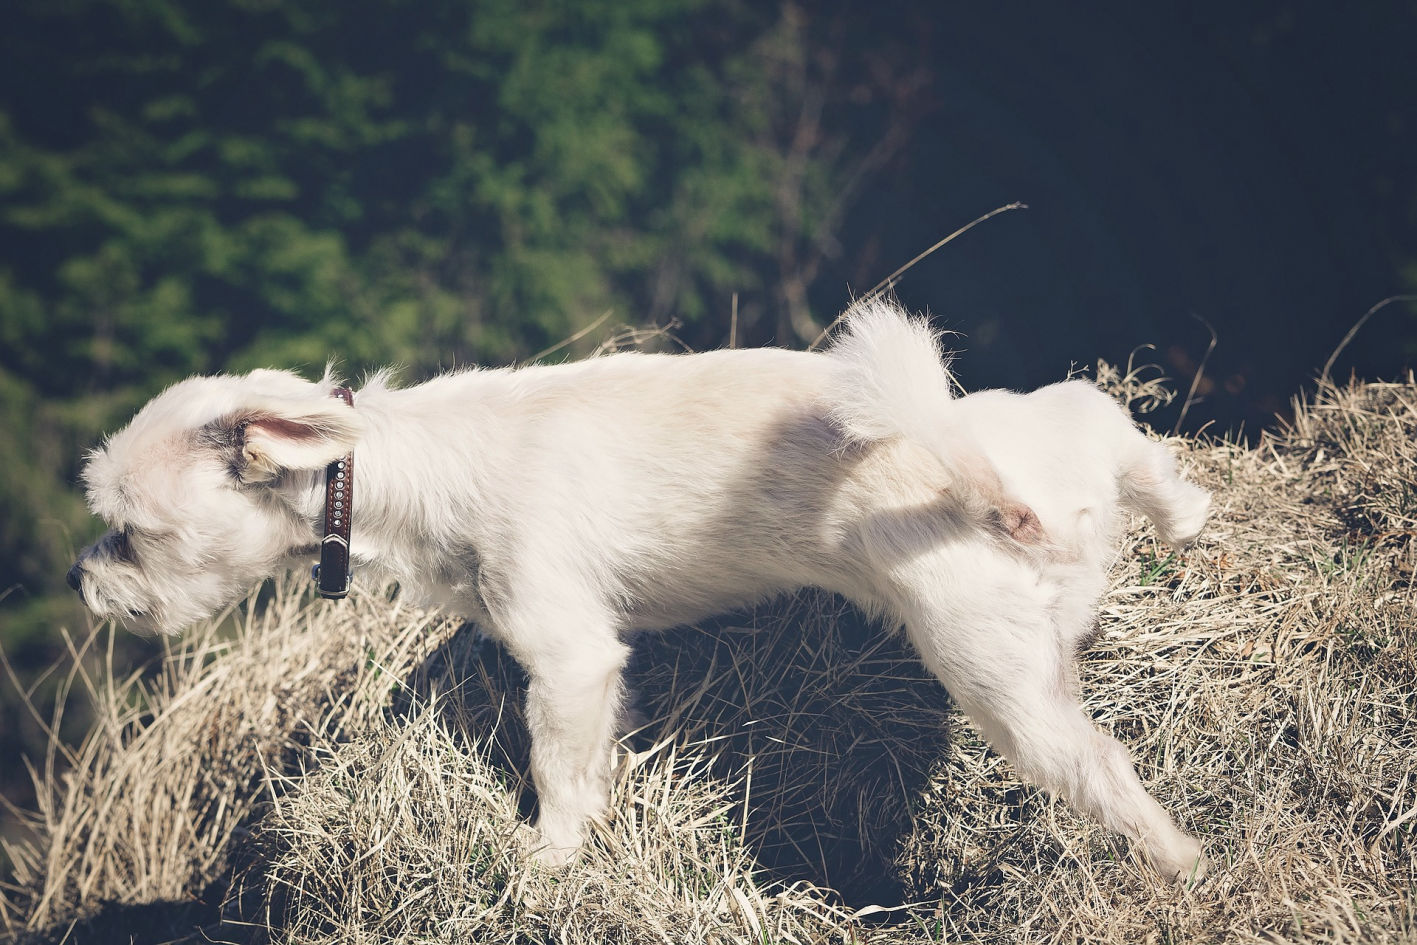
[827,300,960,440]
[826,299,1042,543]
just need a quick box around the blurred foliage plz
[0,0,929,647]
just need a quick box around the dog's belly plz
[614,542,862,632]
[600,443,951,633]
[620,580,801,631]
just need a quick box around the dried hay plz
[3,372,1415,944]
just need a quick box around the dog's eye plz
[110,529,136,563]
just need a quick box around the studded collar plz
[314,387,354,599]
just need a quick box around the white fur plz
[71,299,1210,881]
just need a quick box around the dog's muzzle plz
[66,562,84,594]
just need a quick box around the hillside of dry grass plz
[2,373,1415,944]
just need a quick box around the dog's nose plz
[66,562,84,593]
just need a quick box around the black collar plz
[313,387,354,599]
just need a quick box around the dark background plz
[857,2,1416,429]
[1,0,1415,842]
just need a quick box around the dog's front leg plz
[509,611,631,867]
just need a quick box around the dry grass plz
[2,372,1415,944]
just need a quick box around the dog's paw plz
[515,823,582,869]
[1163,492,1211,549]
[532,842,580,869]
[1183,850,1210,885]
[1154,835,1208,886]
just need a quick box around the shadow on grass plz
[17,880,249,945]
[401,592,956,913]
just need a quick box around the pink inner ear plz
[249,416,322,441]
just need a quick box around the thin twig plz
[807,202,1027,350]
[1173,313,1218,435]
[1320,295,1417,384]
[525,309,614,364]
[729,293,739,350]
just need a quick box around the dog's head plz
[69,370,364,635]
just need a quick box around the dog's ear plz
[227,395,365,483]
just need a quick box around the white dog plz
[69,300,1210,881]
